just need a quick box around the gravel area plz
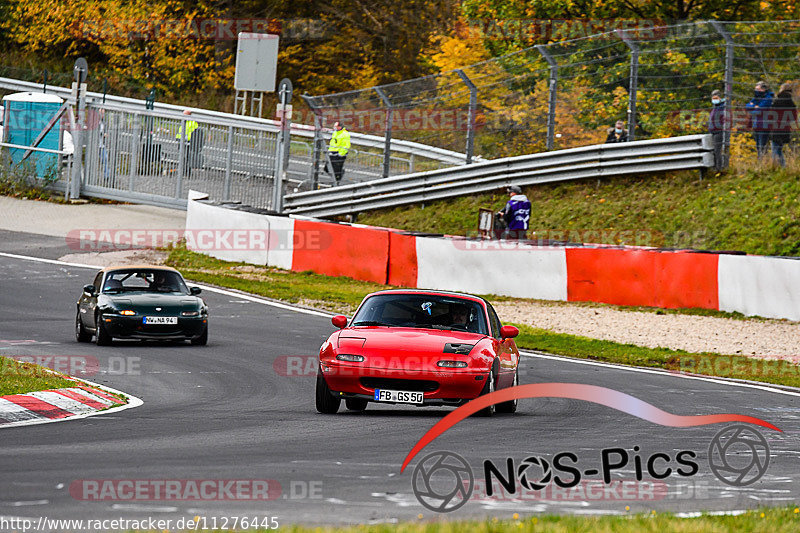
[494,301,800,359]
[59,249,169,268]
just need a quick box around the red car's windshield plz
[351,294,488,334]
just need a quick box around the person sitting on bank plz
[605,120,628,143]
[497,185,531,240]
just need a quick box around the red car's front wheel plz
[476,362,497,417]
[316,371,341,414]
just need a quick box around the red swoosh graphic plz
[400,383,781,472]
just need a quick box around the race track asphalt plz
[1,229,799,527]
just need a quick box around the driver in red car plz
[450,304,475,332]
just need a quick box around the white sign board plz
[234,33,279,92]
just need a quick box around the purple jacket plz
[503,194,531,230]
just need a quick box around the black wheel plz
[316,371,341,414]
[95,314,112,346]
[345,398,368,411]
[75,310,91,343]
[476,363,497,417]
[191,326,208,346]
[496,369,519,414]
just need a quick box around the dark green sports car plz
[76,265,209,346]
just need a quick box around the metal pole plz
[455,69,477,164]
[374,87,393,179]
[69,60,88,199]
[710,21,734,169]
[535,45,558,150]
[272,78,293,212]
[617,30,639,141]
[224,125,233,201]
[301,95,324,189]
[42,70,48,94]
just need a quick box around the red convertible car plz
[316,290,521,416]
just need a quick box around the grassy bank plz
[276,507,800,532]
[166,247,800,389]
[0,356,78,396]
[357,165,800,257]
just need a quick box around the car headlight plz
[336,354,364,362]
[181,311,200,317]
[437,360,468,368]
[119,310,136,316]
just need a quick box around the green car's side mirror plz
[190,287,202,295]
[83,284,96,296]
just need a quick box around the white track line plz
[521,350,800,399]
[2,250,799,400]
[0,251,333,318]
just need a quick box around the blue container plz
[3,92,64,179]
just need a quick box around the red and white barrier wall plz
[186,197,800,321]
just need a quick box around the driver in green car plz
[149,271,179,292]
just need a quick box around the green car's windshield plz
[351,294,488,335]
[102,269,190,295]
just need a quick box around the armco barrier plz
[185,198,800,321]
[284,135,713,218]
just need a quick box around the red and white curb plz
[0,382,142,429]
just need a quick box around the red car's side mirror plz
[331,315,348,329]
[500,325,519,339]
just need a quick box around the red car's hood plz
[337,327,485,353]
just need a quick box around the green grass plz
[0,356,78,396]
[512,325,800,388]
[165,245,390,314]
[259,506,800,532]
[357,165,800,257]
[166,246,800,389]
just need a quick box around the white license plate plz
[374,389,423,404]
[143,316,178,325]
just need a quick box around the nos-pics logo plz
[411,424,770,513]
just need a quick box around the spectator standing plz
[497,185,531,240]
[605,120,628,143]
[176,109,200,177]
[770,82,797,167]
[327,121,350,184]
[745,81,774,158]
[708,89,727,170]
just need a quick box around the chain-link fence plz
[303,20,800,169]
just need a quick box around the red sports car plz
[316,290,521,416]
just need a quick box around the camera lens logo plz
[411,451,473,512]
[517,456,552,491]
[708,425,770,486]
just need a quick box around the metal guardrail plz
[284,135,714,218]
[0,76,470,166]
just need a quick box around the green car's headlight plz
[181,311,200,317]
